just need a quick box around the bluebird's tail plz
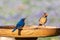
[12,27,17,32]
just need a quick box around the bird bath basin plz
[0,25,59,37]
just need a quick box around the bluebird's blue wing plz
[12,23,22,32]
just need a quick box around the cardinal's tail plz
[39,24,42,26]
[12,27,17,32]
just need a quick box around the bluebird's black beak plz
[23,18,26,21]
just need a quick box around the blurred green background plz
[0,0,60,40]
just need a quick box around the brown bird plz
[39,13,48,27]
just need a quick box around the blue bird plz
[12,18,26,32]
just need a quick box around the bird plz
[12,18,26,32]
[39,13,48,27]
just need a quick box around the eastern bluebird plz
[12,18,26,32]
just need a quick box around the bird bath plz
[0,25,60,40]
